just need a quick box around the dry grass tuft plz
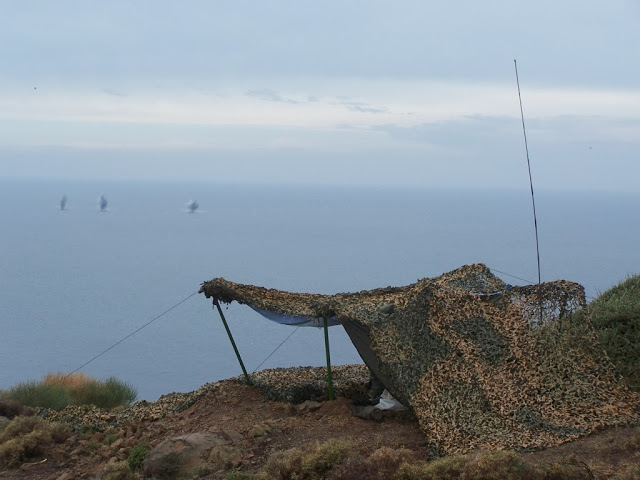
[611,460,640,480]
[42,371,92,391]
[327,446,416,480]
[253,440,600,480]
[258,439,353,480]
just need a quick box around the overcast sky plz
[1,0,639,190]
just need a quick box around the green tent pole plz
[213,299,253,385]
[323,316,335,400]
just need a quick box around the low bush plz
[98,460,138,480]
[396,450,590,480]
[68,376,137,409]
[152,451,183,479]
[0,416,70,468]
[5,381,72,411]
[224,473,257,480]
[0,397,35,419]
[328,447,416,480]
[254,445,596,480]
[5,373,137,410]
[612,462,640,480]
[258,439,353,480]
[587,274,640,391]
[127,443,149,472]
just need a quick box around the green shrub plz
[0,416,70,468]
[99,461,137,480]
[587,274,640,391]
[69,376,137,409]
[127,443,149,472]
[103,433,121,445]
[224,473,257,480]
[6,374,137,411]
[5,381,72,411]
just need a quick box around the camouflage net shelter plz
[200,264,639,453]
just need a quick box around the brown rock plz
[209,444,242,468]
[143,433,228,478]
[247,424,270,438]
[94,461,131,480]
[223,429,244,443]
[125,437,138,448]
[110,437,125,450]
[296,400,322,413]
[117,447,128,460]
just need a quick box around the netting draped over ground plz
[200,264,639,453]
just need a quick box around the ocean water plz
[1,179,639,400]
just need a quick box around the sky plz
[1,0,639,191]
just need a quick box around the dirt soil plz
[2,377,639,480]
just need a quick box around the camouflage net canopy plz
[200,264,639,453]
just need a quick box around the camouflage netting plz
[200,264,639,453]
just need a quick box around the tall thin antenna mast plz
[514,59,543,322]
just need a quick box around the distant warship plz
[99,195,108,211]
[60,195,67,211]
[186,200,199,213]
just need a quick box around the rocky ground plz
[1,365,639,479]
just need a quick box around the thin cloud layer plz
[0,1,639,190]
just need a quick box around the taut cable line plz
[47,291,198,389]
[253,326,301,373]
[514,59,543,324]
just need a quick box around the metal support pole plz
[323,316,335,400]
[213,299,253,385]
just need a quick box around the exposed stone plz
[295,400,322,413]
[125,437,138,448]
[110,437,125,450]
[222,429,243,443]
[94,461,131,480]
[208,444,242,467]
[350,404,384,422]
[143,432,228,478]
[247,424,270,438]
[100,447,111,460]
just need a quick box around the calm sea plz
[1,179,639,400]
